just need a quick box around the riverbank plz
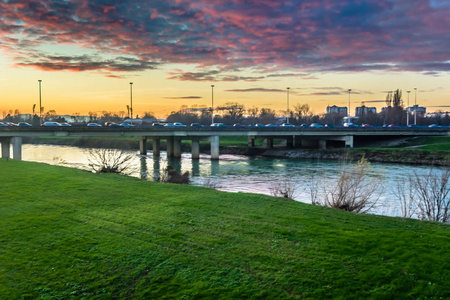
[1,159,449,299]
[23,136,450,166]
[262,148,450,166]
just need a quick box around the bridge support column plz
[248,136,255,147]
[319,139,327,150]
[140,137,147,155]
[210,136,219,160]
[191,139,200,159]
[286,136,294,148]
[345,136,354,148]
[294,136,302,148]
[1,137,11,159]
[152,138,160,157]
[166,137,174,157]
[12,137,22,160]
[174,138,182,158]
[266,137,273,148]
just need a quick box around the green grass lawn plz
[1,160,449,299]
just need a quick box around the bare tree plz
[410,168,450,223]
[321,157,382,213]
[86,148,135,175]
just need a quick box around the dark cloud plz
[0,0,448,78]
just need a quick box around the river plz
[21,144,444,218]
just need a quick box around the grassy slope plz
[0,160,449,299]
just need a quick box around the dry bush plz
[321,157,381,213]
[86,148,135,175]
[269,177,298,199]
[395,179,418,218]
[162,166,190,184]
[202,178,222,190]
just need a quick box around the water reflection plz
[21,144,445,218]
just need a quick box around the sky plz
[0,0,449,118]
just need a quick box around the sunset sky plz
[1,0,449,118]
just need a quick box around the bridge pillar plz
[191,139,200,159]
[248,136,255,147]
[174,138,182,158]
[345,136,354,148]
[12,137,22,160]
[210,136,220,160]
[319,139,327,150]
[294,136,302,148]
[152,138,160,157]
[166,137,174,157]
[266,137,273,148]
[286,136,294,148]
[140,137,147,155]
[1,137,11,159]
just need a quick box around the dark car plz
[152,123,165,127]
[190,123,203,128]
[18,122,32,127]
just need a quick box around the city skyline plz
[1,1,449,118]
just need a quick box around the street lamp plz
[211,85,215,124]
[414,87,417,125]
[38,80,42,125]
[348,89,352,117]
[286,87,290,124]
[130,82,133,119]
[406,90,411,126]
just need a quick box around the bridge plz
[0,126,448,160]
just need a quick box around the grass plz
[1,160,449,299]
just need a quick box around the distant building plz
[326,105,348,116]
[407,105,426,116]
[355,106,376,116]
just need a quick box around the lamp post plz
[286,87,290,124]
[348,89,352,117]
[414,87,417,125]
[211,85,215,124]
[406,90,411,126]
[130,82,133,119]
[38,80,42,125]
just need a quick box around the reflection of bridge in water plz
[1,126,448,160]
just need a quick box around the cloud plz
[0,0,449,78]
[164,96,203,99]
[226,88,285,93]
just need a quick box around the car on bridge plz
[190,123,203,128]
[119,123,134,127]
[0,122,7,127]
[211,123,226,127]
[42,122,61,127]
[18,122,32,127]
[87,123,101,127]
[281,123,295,128]
[310,123,323,128]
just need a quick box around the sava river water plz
[21,144,444,218]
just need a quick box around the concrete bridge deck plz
[1,126,448,160]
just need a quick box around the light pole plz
[286,87,290,124]
[414,87,417,125]
[38,80,42,125]
[406,90,411,126]
[130,82,133,119]
[348,89,352,117]
[211,85,215,124]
